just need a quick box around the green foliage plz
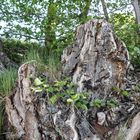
[112,86,130,97]
[0,68,17,95]
[0,68,17,134]
[107,99,118,108]
[112,87,121,93]
[0,51,17,135]
[0,0,94,56]
[121,90,129,97]
[1,1,139,67]
[110,13,140,67]
[90,99,105,108]
[31,77,89,110]
[31,77,122,110]
[3,39,41,64]
[23,47,42,63]
[47,53,61,81]
[90,98,118,108]
[128,45,140,66]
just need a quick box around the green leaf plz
[67,98,73,103]
[76,102,88,110]
[91,99,104,108]
[34,78,43,86]
[50,95,59,104]
[43,84,49,88]
[71,94,80,101]
[47,87,54,93]
[112,87,121,92]
[31,87,43,92]
[107,99,118,108]
[121,90,129,97]
[54,81,67,87]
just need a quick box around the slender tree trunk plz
[44,1,57,54]
[79,0,92,23]
[132,0,140,33]
[132,0,140,44]
[101,0,109,21]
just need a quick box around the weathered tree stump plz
[62,19,129,93]
[5,19,140,140]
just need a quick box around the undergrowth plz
[30,77,127,110]
[23,47,61,81]
[0,68,17,136]
[0,68,17,96]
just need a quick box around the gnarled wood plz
[62,19,129,93]
[5,62,40,140]
[6,19,138,140]
[125,112,140,140]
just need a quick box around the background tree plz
[132,0,140,24]
[0,0,140,66]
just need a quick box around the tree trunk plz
[132,0,140,35]
[101,0,109,21]
[44,1,58,54]
[79,0,92,23]
[5,19,140,140]
[132,0,140,33]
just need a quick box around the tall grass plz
[0,68,17,96]
[47,52,62,81]
[0,68,17,137]
[23,47,62,80]
[23,47,42,63]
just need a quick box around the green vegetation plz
[111,13,140,67]
[31,77,123,110]
[31,77,89,110]
[0,68,17,96]
[0,0,140,138]
[112,87,130,97]
[3,39,41,64]
[0,68,17,135]
[1,0,139,68]
[22,46,43,65]
[90,99,105,108]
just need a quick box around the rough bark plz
[5,19,140,140]
[126,112,140,140]
[5,62,40,140]
[62,19,129,93]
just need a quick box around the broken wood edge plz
[125,112,140,140]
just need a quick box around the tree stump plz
[6,19,140,140]
[62,19,129,93]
